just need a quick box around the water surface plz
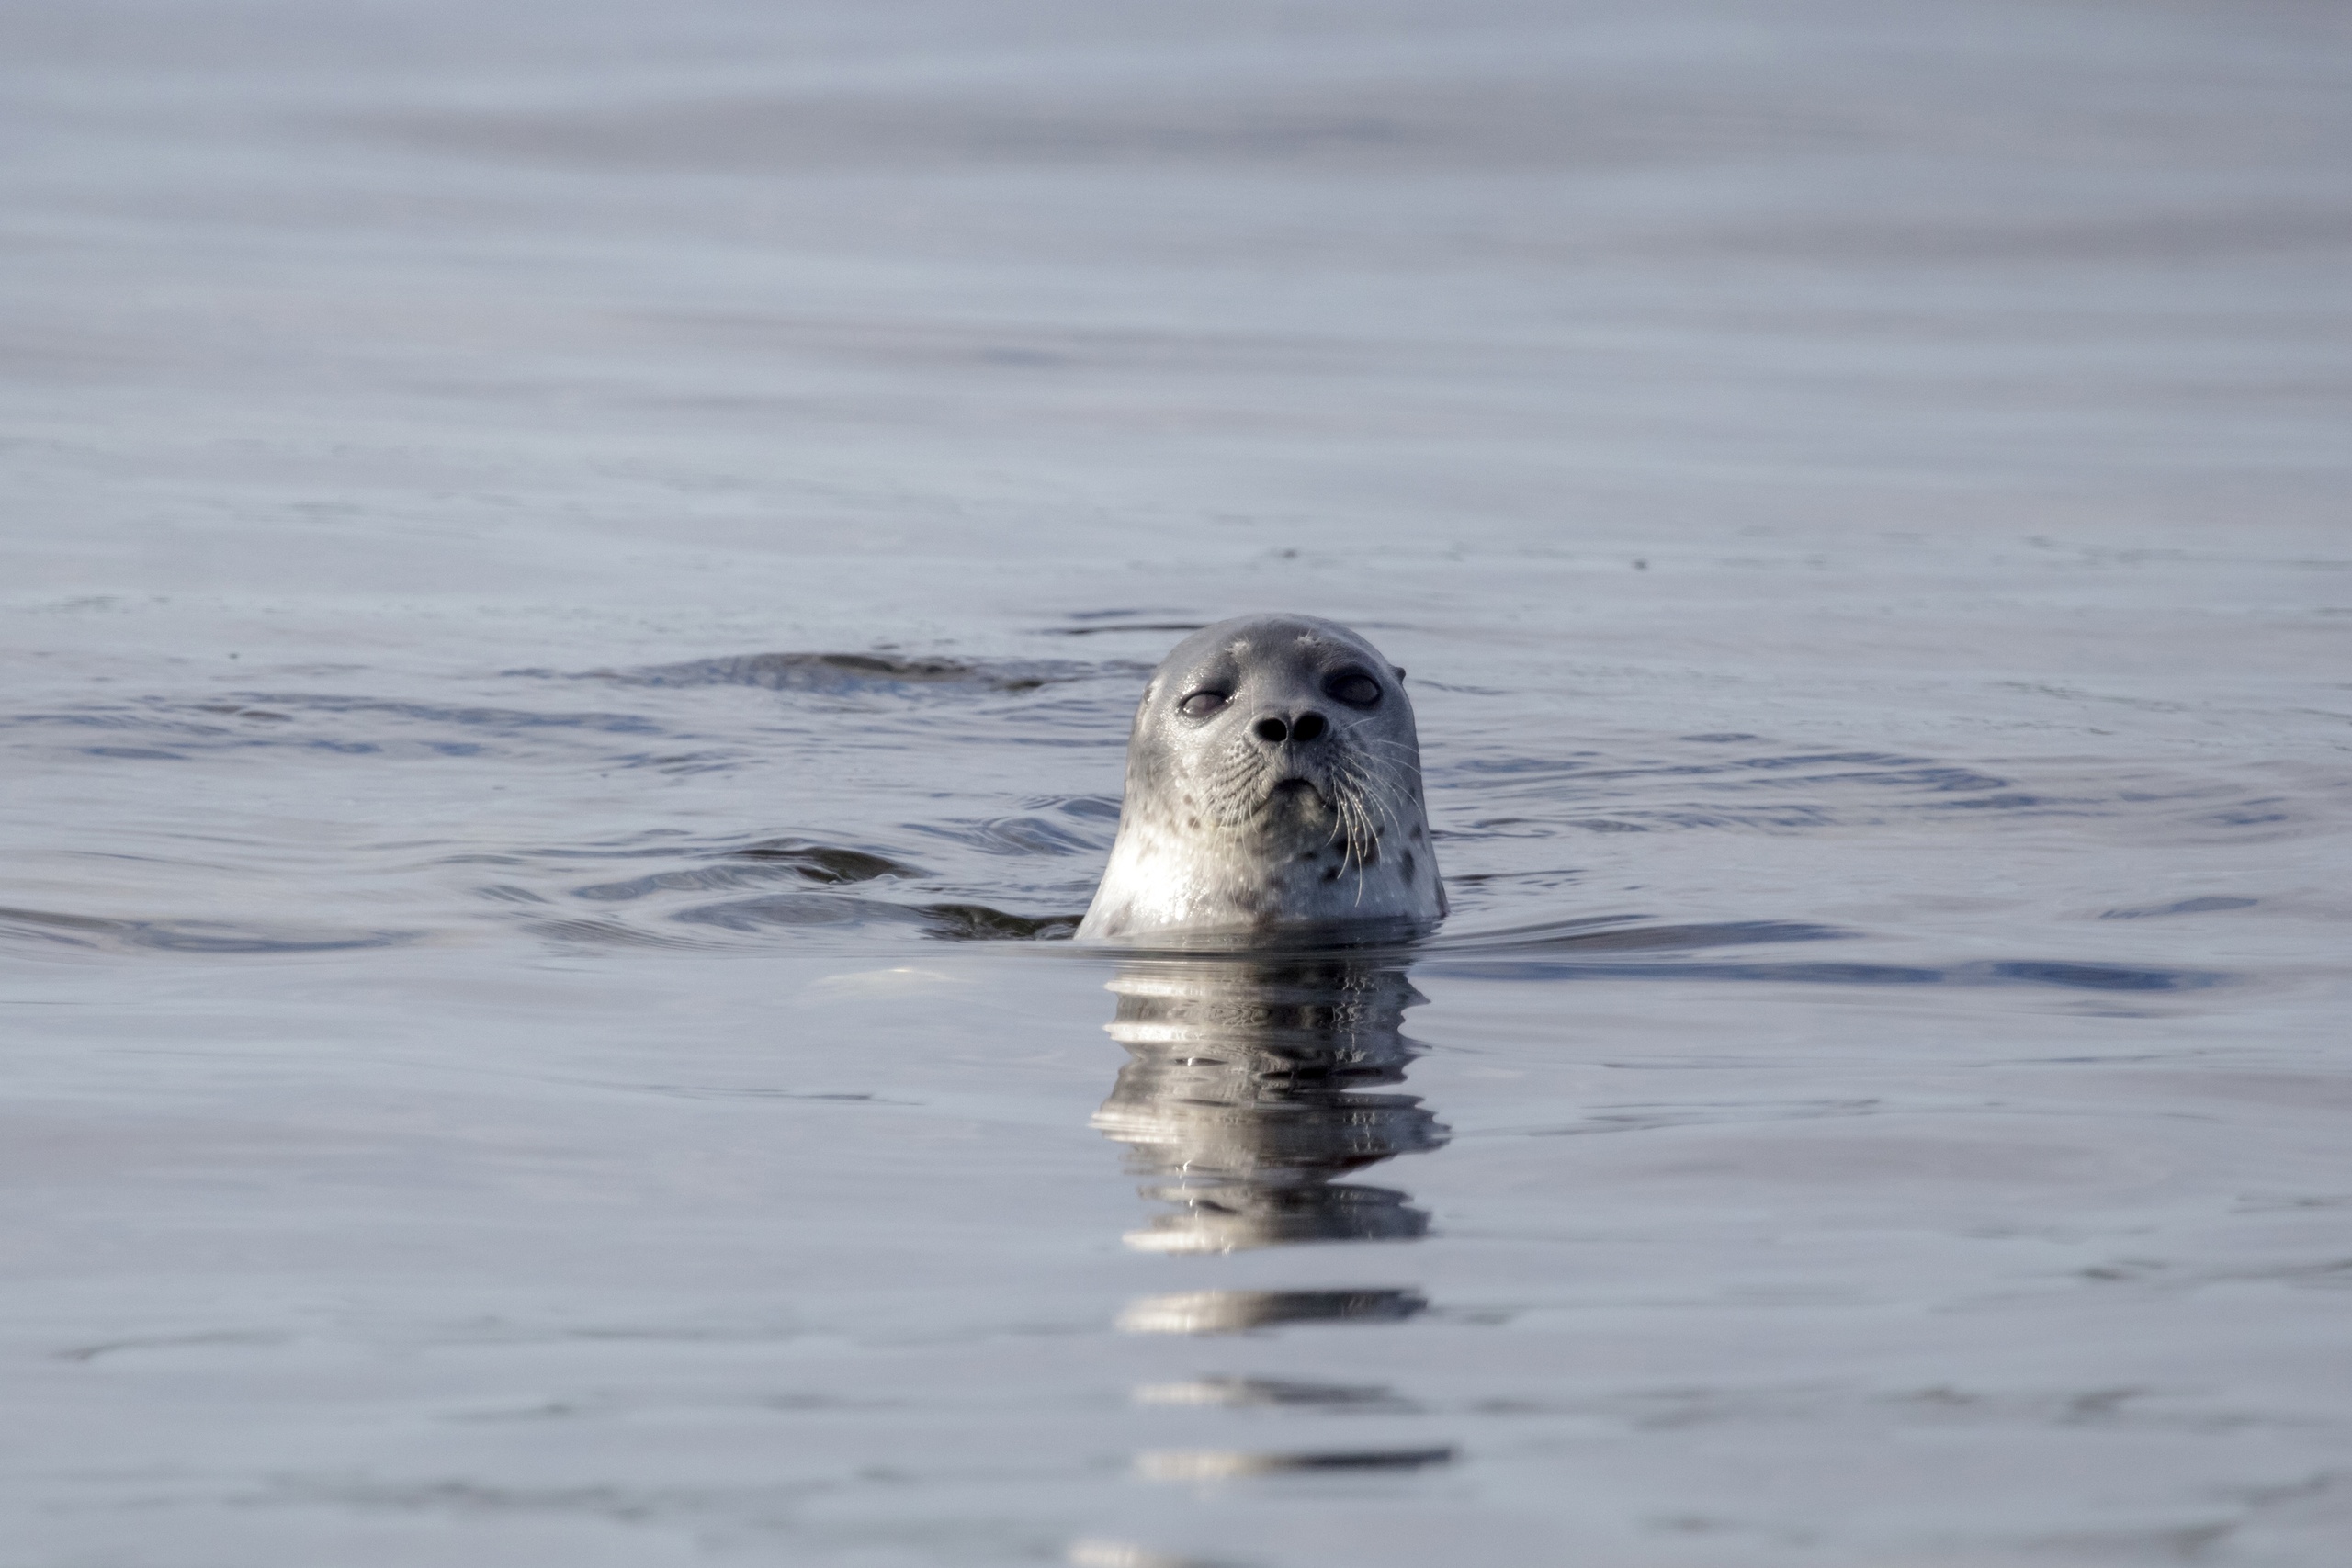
[5,1,2350,1562]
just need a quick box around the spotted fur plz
[1078,615,1446,942]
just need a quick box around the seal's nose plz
[1251,711,1329,745]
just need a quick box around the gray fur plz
[1078,614,1445,942]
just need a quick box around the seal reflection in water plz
[1093,952,1463,1491]
[1078,614,1444,943]
[1092,952,1449,1255]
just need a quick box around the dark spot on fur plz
[1295,850,1319,863]
[1402,852,1418,882]
[1409,824,1425,843]
[1321,865,1342,882]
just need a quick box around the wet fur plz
[1079,615,1446,942]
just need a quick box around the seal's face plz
[1136,624,1406,851]
[1079,615,1445,942]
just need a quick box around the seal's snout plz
[1249,710,1329,746]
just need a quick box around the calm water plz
[6,1,2351,1562]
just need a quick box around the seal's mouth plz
[1264,775,1331,817]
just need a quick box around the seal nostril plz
[1253,716,1288,744]
[1291,711,1328,742]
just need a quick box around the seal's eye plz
[1324,669,1382,707]
[1178,691,1229,718]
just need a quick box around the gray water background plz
[5,0,2351,1562]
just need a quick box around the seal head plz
[1078,614,1445,943]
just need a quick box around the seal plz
[1077,614,1445,942]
